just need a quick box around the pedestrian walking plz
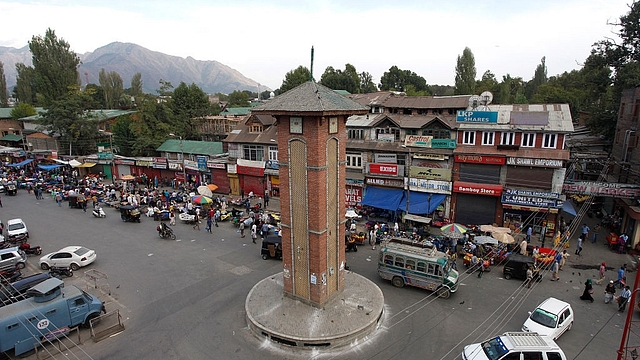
[251,223,257,244]
[598,262,606,283]
[615,265,627,289]
[0,194,3,207]
[169,210,176,226]
[559,250,569,270]
[592,224,600,243]
[580,279,594,303]
[55,192,62,206]
[526,226,532,243]
[519,239,528,256]
[193,212,200,230]
[551,260,559,281]
[261,222,269,241]
[575,236,583,256]
[605,281,616,304]
[264,193,269,208]
[82,199,87,212]
[581,223,590,240]
[206,217,212,233]
[618,285,632,312]
[524,266,533,289]
[239,221,245,237]
[478,261,485,278]
[214,210,219,227]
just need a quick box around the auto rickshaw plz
[261,236,282,260]
[68,194,86,209]
[502,253,542,282]
[120,205,141,223]
[5,183,17,196]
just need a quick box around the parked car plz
[39,246,97,271]
[6,218,28,240]
[461,332,566,360]
[0,272,52,306]
[0,247,27,271]
[522,297,574,340]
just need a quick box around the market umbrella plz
[207,184,219,192]
[473,235,499,245]
[120,174,135,181]
[480,225,512,234]
[493,232,516,244]
[440,223,467,234]
[345,209,361,219]
[197,185,213,198]
[442,230,465,239]
[191,195,213,205]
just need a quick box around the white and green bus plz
[378,237,459,298]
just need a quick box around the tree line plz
[1,2,639,156]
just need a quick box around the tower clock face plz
[290,117,303,134]
[329,117,338,134]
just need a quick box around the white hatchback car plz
[39,246,97,271]
[522,297,574,340]
[6,218,28,240]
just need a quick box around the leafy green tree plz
[379,66,429,93]
[454,47,476,95]
[38,88,100,155]
[360,71,377,93]
[320,65,360,93]
[475,71,499,98]
[99,68,124,109]
[84,83,106,108]
[259,90,271,100]
[128,94,173,156]
[525,57,548,101]
[10,103,36,119]
[173,82,213,137]
[157,79,174,97]
[130,72,143,97]
[29,28,81,105]
[13,63,37,105]
[111,115,136,156]
[0,62,7,107]
[227,90,250,107]
[496,74,526,104]
[214,92,229,101]
[430,84,455,96]
[279,66,311,94]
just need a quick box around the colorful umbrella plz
[440,223,467,234]
[120,174,135,181]
[493,232,516,244]
[191,195,213,205]
[207,184,219,191]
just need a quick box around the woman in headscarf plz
[580,278,594,302]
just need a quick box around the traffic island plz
[245,271,384,349]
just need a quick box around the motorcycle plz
[49,266,73,278]
[157,224,176,240]
[221,208,243,222]
[18,243,42,256]
[0,266,22,284]
[92,206,107,218]
[7,233,27,245]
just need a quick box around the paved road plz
[1,190,633,359]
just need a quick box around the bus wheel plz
[437,287,451,299]
[391,276,404,288]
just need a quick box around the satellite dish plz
[468,95,481,110]
[480,91,493,108]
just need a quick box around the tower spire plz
[310,46,314,82]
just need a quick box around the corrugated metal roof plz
[19,109,137,121]
[156,140,224,155]
[252,81,369,115]
[381,94,471,109]
[346,114,383,127]
[0,107,45,120]
[0,134,23,142]
[223,121,278,145]
[247,114,276,126]
[346,92,394,107]
[458,104,574,132]
[222,107,252,116]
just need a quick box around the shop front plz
[236,159,265,197]
[501,188,562,242]
[265,160,279,198]
[209,162,229,194]
[114,158,136,180]
[452,181,503,225]
[361,177,405,219]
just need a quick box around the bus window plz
[384,254,394,265]
[428,263,435,275]
[406,259,416,270]
[435,265,442,276]
[417,261,426,272]
[394,256,405,268]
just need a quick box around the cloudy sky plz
[0,0,632,91]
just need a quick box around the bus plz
[378,237,459,298]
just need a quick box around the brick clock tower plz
[252,81,368,306]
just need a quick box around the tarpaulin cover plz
[6,159,33,167]
[398,192,446,215]
[562,201,577,217]
[38,164,64,171]
[361,186,404,212]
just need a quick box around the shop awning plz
[361,187,404,212]
[404,214,432,224]
[6,159,33,167]
[75,162,96,168]
[562,201,577,217]
[38,164,64,171]
[503,204,559,213]
[398,192,446,215]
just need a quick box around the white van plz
[462,332,566,360]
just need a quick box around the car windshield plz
[8,223,24,230]
[481,337,509,360]
[530,308,558,328]
[73,247,90,256]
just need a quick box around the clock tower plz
[251,81,368,306]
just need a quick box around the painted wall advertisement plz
[345,187,362,207]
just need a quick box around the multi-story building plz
[453,104,573,239]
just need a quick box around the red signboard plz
[236,165,264,177]
[453,181,503,196]
[455,154,505,165]
[345,186,362,207]
[369,163,399,176]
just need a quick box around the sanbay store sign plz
[410,166,451,181]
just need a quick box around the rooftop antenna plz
[310,46,314,82]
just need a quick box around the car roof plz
[57,246,83,252]
[7,218,24,224]
[537,297,571,313]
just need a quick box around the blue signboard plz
[501,194,562,209]
[197,156,208,172]
[456,110,498,123]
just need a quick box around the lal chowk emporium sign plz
[563,181,640,199]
